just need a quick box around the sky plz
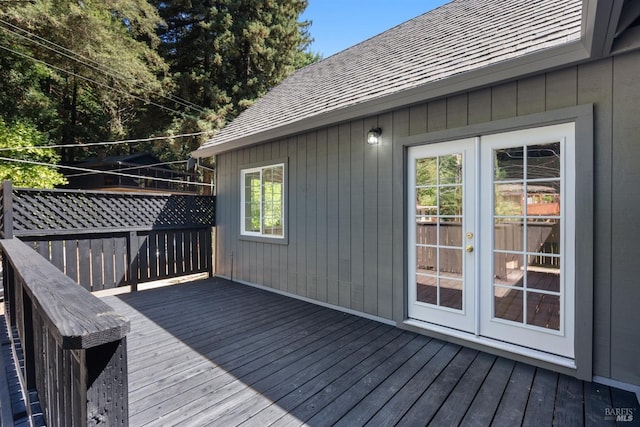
[301,0,450,58]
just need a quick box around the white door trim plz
[406,122,576,360]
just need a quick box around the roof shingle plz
[199,0,582,151]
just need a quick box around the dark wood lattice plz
[8,188,214,236]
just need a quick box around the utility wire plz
[0,43,199,119]
[0,157,213,187]
[0,130,215,152]
[0,18,207,113]
[66,160,188,178]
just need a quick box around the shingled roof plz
[195,0,582,156]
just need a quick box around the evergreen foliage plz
[0,0,317,187]
[0,118,67,188]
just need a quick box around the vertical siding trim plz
[491,82,517,120]
[287,137,298,294]
[517,75,546,116]
[446,93,469,128]
[316,129,329,303]
[468,88,492,125]
[377,112,394,319]
[392,108,410,322]
[306,132,318,300]
[326,126,340,305]
[428,99,447,132]
[338,123,352,307]
[350,121,365,312]
[546,67,578,111]
[409,104,427,135]
[278,139,289,292]
[296,134,307,297]
[364,117,380,316]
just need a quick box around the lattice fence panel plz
[10,188,215,235]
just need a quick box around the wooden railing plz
[1,181,215,292]
[1,238,130,426]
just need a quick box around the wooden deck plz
[101,278,639,426]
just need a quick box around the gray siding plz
[214,50,640,386]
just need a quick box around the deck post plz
[1,180,13,239]
[21,291,36,390]
[2,254,15,325]
[86,338,129,425]
[128,231,139,292]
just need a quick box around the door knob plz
[466,245,474,253]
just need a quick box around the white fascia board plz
[192,41,591,159]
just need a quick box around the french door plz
[407,138,476,333]
[408,123,575,359]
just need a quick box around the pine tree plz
[0,0,168,161]
[154,0,313,118]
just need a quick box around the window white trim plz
[240,162,286,241]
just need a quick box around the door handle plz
[466,245,474,253]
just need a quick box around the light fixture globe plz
[367,127,382,144]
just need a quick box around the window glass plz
[241,163,285,238]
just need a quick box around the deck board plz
[522,367,558,426]
[459,357,516,426]
[98,278,640,426]
[429,351,496,426]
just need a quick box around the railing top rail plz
[0,238,130,349]
[11,185,208,198]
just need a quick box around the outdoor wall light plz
[367,127,382,145]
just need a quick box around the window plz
[241,163,285,239]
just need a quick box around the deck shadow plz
[103,278,639,426]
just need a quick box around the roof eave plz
[581,0,626,58]
[193,40,589,158]
[193,0,622,159]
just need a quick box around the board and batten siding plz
[214,49,640,386]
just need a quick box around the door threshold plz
[404,318,576,370]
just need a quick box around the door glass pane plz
[495,147,524,180]
[527,218,560,254]
[440,186,463,216]
[526,292,560,330]
[439,248,462,278]
[416,274,437,304]
[494,218,523,251]
[416,246,435,273]
[414,153,464,312]
[526,270,560,292]
[416,188,437,216]
[494,287,523,323]
[494,253,523,286]
[492,143,563,332]
[416,221,437,246]
[527,143,560,179]
[416,158,437,185]
[494,184,524,216]
[440,279,463,310]
[439,217,462,246]
[439,154,463,184]
[526,181,560,216]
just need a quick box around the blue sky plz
[301,0,450,58]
